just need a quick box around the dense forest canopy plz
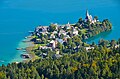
[0,40,120,79]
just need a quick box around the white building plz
[49,40,57,48]
[115,45,119,48]
[85,47,94,51]
[66,22,71,29]
[73,29,78,35]
[59,29,66,36]
[85,10,98,24]
[85,10,93,22]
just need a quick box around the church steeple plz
[86,10,89,17]
[85,10,93,22]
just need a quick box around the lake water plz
[0,0,120,65]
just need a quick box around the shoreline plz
[19,36,39,63]
[9,36,35,64]
[0,35,39,66]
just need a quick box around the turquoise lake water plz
[0,0,120,65]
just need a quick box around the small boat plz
[16,48,24,50]
[22,40,30,42]
[22,50,26,52]
[21,54,30,59]
[28,31,34,33]
[27,36,32,38]
[25,37,28,39]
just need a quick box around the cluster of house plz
[34,22,80,58]
[32,10,100,59]
[35,21,79,36]
[34,22,96,58]
[34,22,79,48]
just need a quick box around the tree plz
[99,39,109,47]
[102,19,112,30]
[110,40,116,47]
[41,74,44,79]
[57,42,63,51]
[94,16,98,20]
[78,18,83,23]
[60,34,64,39]
[72,36,81,46]
[0,72,6,79]
[49,24,57,32]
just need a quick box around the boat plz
[21,54,31,59]
[16,48,24,50]
[28,31,34,33]
[22,40,30,42]
[25,37,28,39]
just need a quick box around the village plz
[29,10,97,58]
[20,10,115,59]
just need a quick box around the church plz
[85,10,97,24]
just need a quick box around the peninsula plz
[28,10,112,59]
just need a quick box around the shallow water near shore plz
[0,0,120,65]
